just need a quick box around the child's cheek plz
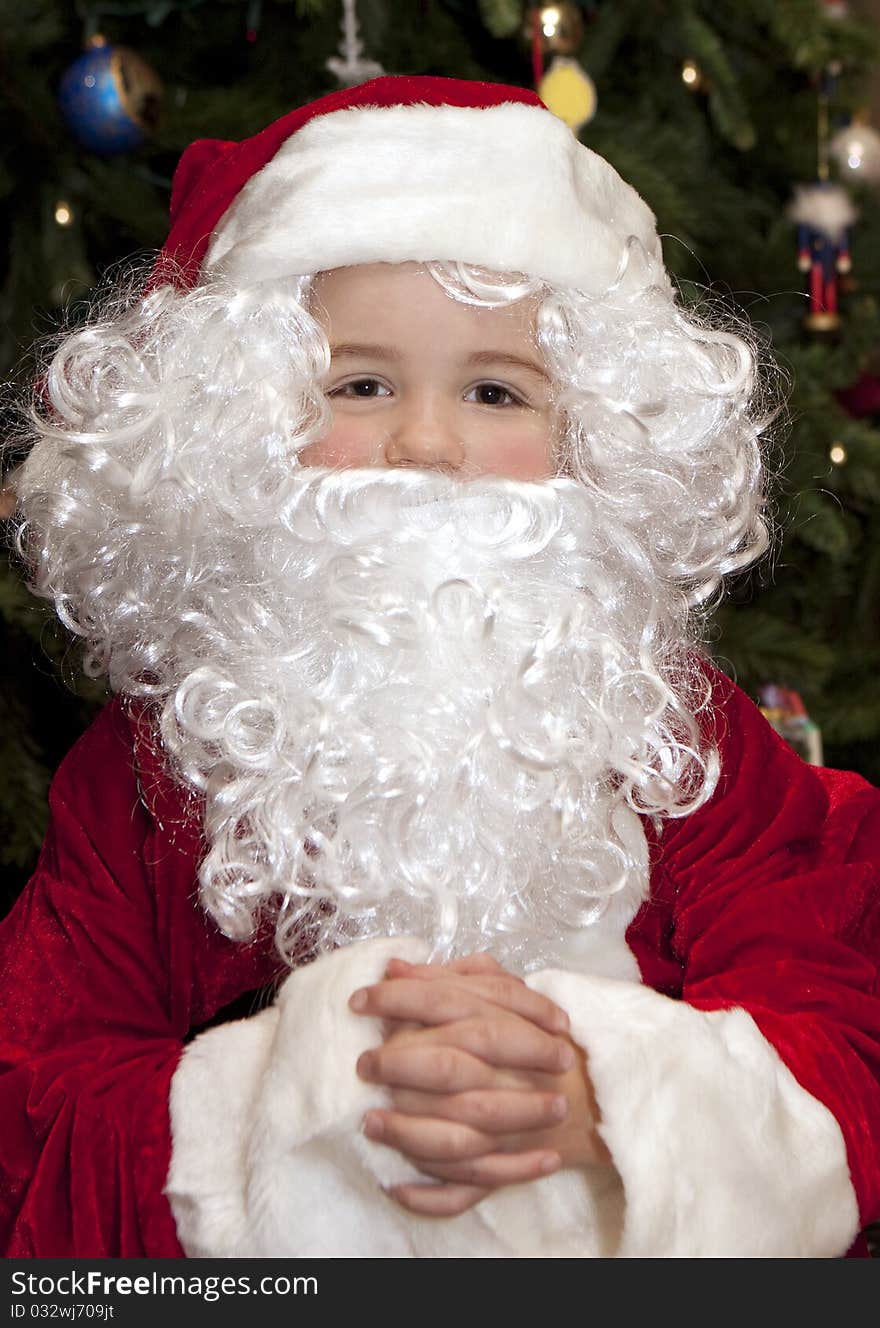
[298,421,377,468]
[476,428,555,480]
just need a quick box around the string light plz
[541,6,562,39]
[829,442,847,465]
[829,122,880,184]
[54,201,74,227]
[681,59,700,87]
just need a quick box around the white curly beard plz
[157,465,712,972]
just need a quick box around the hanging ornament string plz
[530,7,545,86]
[817,65,832,182]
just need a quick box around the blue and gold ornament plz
[58,36,162,156]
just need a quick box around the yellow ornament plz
[538,56,597,131]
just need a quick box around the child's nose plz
[383,394,465,471]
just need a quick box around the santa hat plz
[159,74,669,299]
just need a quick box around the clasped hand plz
[348,953,610,1217]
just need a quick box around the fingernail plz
[356,1051,376,1079]
[385,958,411,976]
[558,1042,575,1071]
[363,1111,384,1139]
[540,1153,561,1175]
[553,1011,571,1034]
[349,988,368,1011]
[551,1095,568,1121]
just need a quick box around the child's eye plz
[329,377,391,399]
[465,382,523,407]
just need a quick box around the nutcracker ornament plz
[789,181,856,332]
[788,57,858,334]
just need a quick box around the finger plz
[385,954,511,980]
[425,1016,575,1075]
[390,1087,569,1135]
[357,1041,497,1093]
[447,953,510,977]
[381,961,560,1033]
[413,1149,562,1189]
[350,975,569,1035]
[386,1181,490,1218]
[359,1019,574,1081]
[364,1108,493,1161]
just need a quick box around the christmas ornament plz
[788,182,856,331]
[525,4,585,85]
[525,5,594,127]
[829,120,880,185]
[758,685,823,765]
[326,0,384,88]
[788,61,859,334]
[538,56,596,131]
[527,3,585,55]
[58,36,162,156]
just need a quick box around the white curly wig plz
[9,253,772,970]
[7,78,774,969]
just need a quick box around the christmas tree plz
[3,0,880,920]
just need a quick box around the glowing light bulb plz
[829,443,847,465]
[682,60,700,86]
[542,7,561,38]
[54,202,74,227]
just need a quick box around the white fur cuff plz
[527,970,861,1258]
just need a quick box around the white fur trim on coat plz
[203,102,670,298]
[529,969,861,1258]
[165,940,859,1258]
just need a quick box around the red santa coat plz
[1,668,879,1257]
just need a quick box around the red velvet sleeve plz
[650,668,880,1231]
[0,701,280,1257]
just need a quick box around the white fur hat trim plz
[203,101,670,297]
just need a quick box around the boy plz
[2,76,879,1258]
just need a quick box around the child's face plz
[299,263,556,479]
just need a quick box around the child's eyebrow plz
[328,342,398,361]
[466,350,549,381]
[328,342,548,381]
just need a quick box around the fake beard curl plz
[157,466,715,972]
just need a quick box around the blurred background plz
[4,0,880,916]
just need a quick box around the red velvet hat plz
[158,74,668,298]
